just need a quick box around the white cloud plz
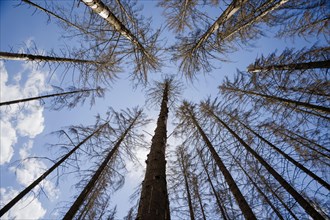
[0,120,16,165]
[10,141,59,200]
[0,60,51,164]
[0,187,46,219]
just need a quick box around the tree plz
[0,86,105,110]
[0,121,109,217]
[63,108,145,219]
[199,100,325,219]
[176,101,257,219]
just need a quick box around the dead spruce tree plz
[64,107,147,219]
[137,77,181,220]
[0,121,109,217]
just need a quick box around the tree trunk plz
[0,51,97,64]
[222,87,330,114]
[206,108,325,219]
[234,118,330,190]
[184,104,257,220]
[197,149,228,220]
[0,88,96,106]
[178,148,195,220]
[232,154,284,220]
[63,111,141,219]
[248,60,330,73]
[193,0,246,51]
[80,0,153,61]
[22,0,97,38]
[192,176,207,220]
[221,0,289,41]
[137,82,170,220]
[257,171,300,220]
[0,122,108,217]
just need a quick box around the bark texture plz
[137,82,170,220]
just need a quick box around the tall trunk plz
[220,0,289,41]
[197,149,228,220]
[184,105,257,220]
[193,0,246,51]
[223,87,330,114]
[0,52,97,64]
[231,155,284,220]
[0,122,108,217]
[192,176,206,220]
[21,0,98,38]
[257,171,300,220]
[80,0,153,62]
[0,88,96,106]
[233,118,330,190]
[178,149,195,220]
[137,82,170,220]
[63,111,141,219]
[205,108,325,219]
[248,60,330,73]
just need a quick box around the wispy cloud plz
[0,187,46,219]
[0,60,51,164]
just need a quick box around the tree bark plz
[248,60,330,73]
[192,176,206,220]
[0,122,108,217]
[137,81,170,220]
[0,88,96,106]
[184,104,257,220]
[206,108,325,219]
[0,52,96,64]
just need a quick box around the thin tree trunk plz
[232,155,285,220]
[178,149,195,220]
[0,122,108,217]
[197,149,228,220]
[234,118,330,190]
[221,0,289,41]
[137,82,170,220]
[193,0,246,51]
[205,108,325,219]
[223,87,330,114]
[0,52,97,64]
[80,0,153,62]
[257,171,300,220]
[248,60,330,73]
[0,88,96,106]
[184,104,257,220]
[63,111,141,219]
[21,0,98,38]
[192,176,207,220]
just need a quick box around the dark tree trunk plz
[248,60,330,73]
[63,112,141,219]
[0,88,96,106]
[184,105,257,220]
[206,108,325,219]
[232,155,284,220]
[178,149,195,220]
[192,176,206,220]
[234,118,330,190]
[137,82,170,220]
[197,149,228,220]
[224,87,330,114]
[0,52,97,64]
[0,123,108,217]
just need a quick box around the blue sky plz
[0,1,324,219]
